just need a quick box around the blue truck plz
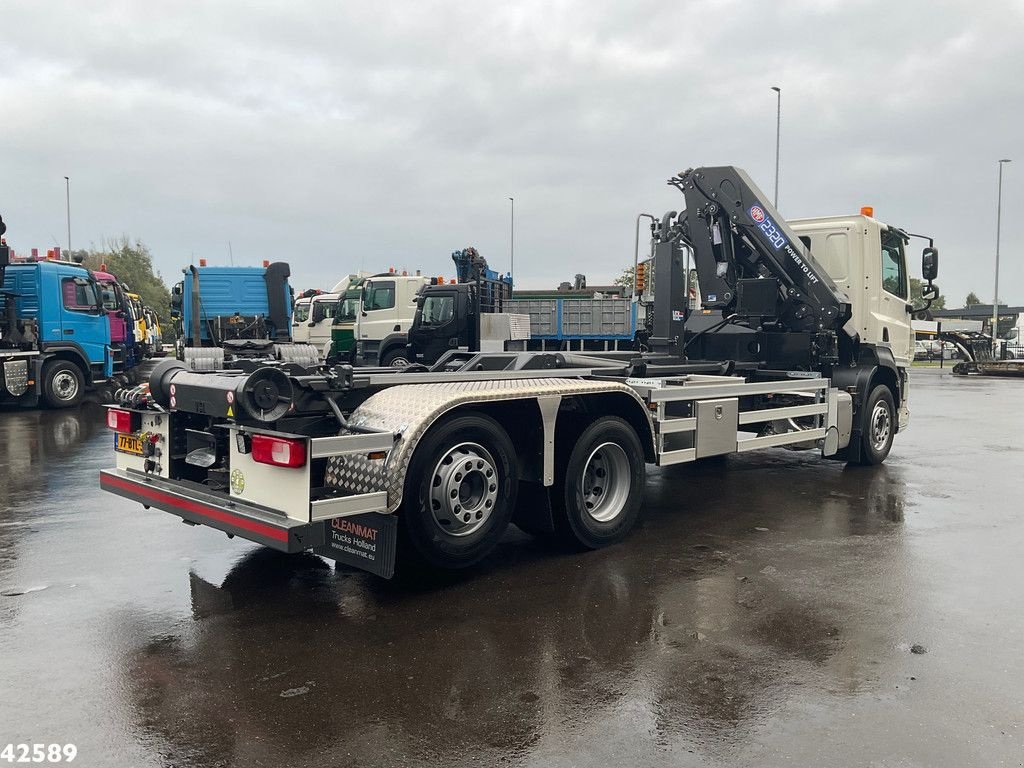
[1,217,122,407]
[169,261,305,368]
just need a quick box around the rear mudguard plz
[324,378,651,514]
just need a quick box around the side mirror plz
[307,321,315,327]
[921,283,940,302]
[922,247,938,281]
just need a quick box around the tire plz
[42,359,84,408]
[553,416,646,549]
[849,384,895,466]
[380,348,410,368]
[399,412,519,569]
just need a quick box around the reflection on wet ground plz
[1,370,1023,767]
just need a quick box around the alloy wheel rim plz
[429,442,499,536]
[53,371,79,401]
[581,442,631,523]
[870,400,891,451]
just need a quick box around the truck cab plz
[2,260,113,407]
[407,284,472,364]
[126,292,149,357]
[291,296,313,344]
[789,214,913,367]
[354,273,431,367]
[789,213,915,429]
[307,293,339,358]
[292,292,339,355]
[330,278,365,363]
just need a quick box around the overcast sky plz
[3,0,1023,304]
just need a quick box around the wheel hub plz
[429,442,499,536]
[581,442,631,523]
[53,371,79,400]
[870,400,891,451]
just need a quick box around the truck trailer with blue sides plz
[169,262,312,368]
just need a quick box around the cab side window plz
[62,278,98,312]
[364,281,396,311]
[881,243,907,299]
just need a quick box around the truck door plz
[292,298,311,343]
[358,279,397,354]
[58,275,110,374]
[309,297,338,354]
[408,290,463,364]
[879,229,912,365]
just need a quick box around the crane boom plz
[669,166,853,337]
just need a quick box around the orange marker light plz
[860,206,874,217]
[199,258,208,267]
[262,260,270,267]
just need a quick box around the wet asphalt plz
[1,367,1023,767]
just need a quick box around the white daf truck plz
[99,166,939,578]
[350,272,432,367]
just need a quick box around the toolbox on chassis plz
[98,165,938,577]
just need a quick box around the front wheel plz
[553,416,646,549]
[42,360,84,408]
[849,384,896,465]
[380,348,411,368]
[399,412,519,569]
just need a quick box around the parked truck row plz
[101,165,940,579]
[1,215,164,408]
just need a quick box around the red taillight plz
[106,408,139,433]
[250,435,306,468]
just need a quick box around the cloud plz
[1,0,1022,305]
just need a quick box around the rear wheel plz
[399,412,518,569]
[849,384,895,465]
[42,360,84,408]
[553,417,646,549]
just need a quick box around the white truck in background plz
[352,272,432,367]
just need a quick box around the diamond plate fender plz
[325,378,650,513]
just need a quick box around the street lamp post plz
[771,86,781,208]
[508,197,515,285]
[993,159,1011,353]
[64,176,71,258]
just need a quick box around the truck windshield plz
[293,303,310,323]
[335,296,359,323]
[421,295,454,325]
[100,287,119,311]
[312,300,337,323]
[364,281,396,311]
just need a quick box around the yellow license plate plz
[115,433,144,456]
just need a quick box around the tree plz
[614,265,635,289]
[910,278,945,310]
[80,237,173,337]
[965,291,981,306]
